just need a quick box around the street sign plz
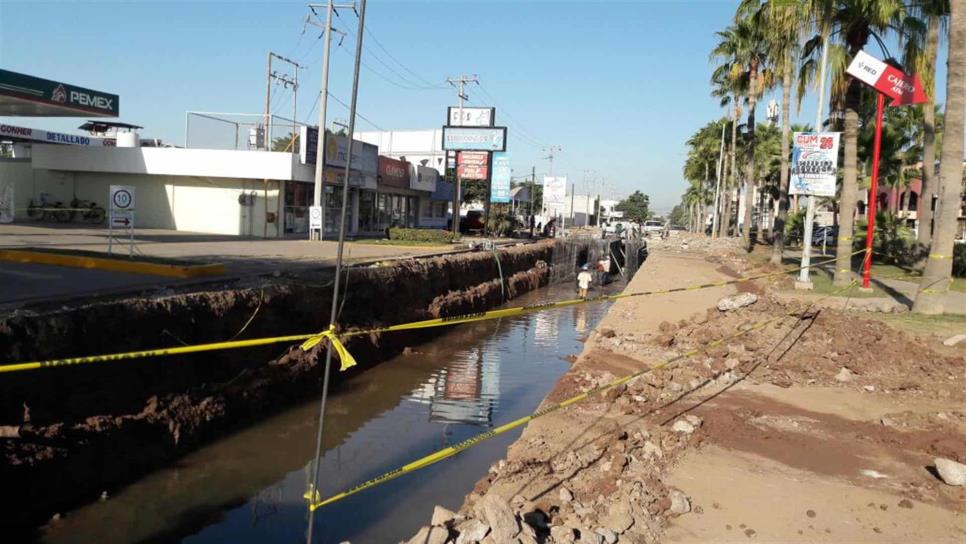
[111,213,133,227]
[110,185,135,212]
[309,205,322,230]
[108,185,135,256]
[846,50,926,106]
[490,152,511,203]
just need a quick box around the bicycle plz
[69,197,106,224]
[26,193,72,223]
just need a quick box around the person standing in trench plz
[577,264,594,299]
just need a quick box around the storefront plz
[367,155,419,232]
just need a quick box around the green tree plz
[914,0,965,314]
[710,68,745,238]
[271,132,299,152]
[615,191,652,223]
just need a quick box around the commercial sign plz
[309,206,323,230]
[411,164,438,193]
[324,133,378,176]
[447,106,495,127]
[789,132,840,197]
[846,50,926,106]
[442,126,507,152]
[298,125,320,165]
[0,123,111,147]
[457,151,489,180]
[542,176,567,207]
[378,156,410,189]
[490,152,511,203]
[0,69,119,117]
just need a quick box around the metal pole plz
[265,52,272,151]
[799,31,829,284]
[863,93,885,289]
[312,0,335,241]
[305,1,365,542]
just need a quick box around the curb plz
[0,249,225,279]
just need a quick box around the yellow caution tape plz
[0,250,867,375]
[928,253,949,260]
[304,280,858,511]
[300,325,357,371]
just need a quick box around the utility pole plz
[307,2,351,241]
[446,74,479,239]
[265,52,301,151]
[797,31,829,287]
[543,145,561,176]
[306,1,365,543]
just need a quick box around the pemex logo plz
[51,84,67,103]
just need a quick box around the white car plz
[643,220,665,236]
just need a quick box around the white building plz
[356,129,447,175]
[544,192,621,227]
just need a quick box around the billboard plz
[378,156,410,189]
[298,125,319,165]
[457,151,489,180]
[0,123,111,147]
[789,132,840,197]
[442,126,507,151]
[0,69,119,117]
[411,164,438,192]
[543,176,567,207]
[447,107,495,127]
[490,152,511,203]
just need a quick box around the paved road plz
[0,261,170,306]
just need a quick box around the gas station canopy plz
[0,69,119,117]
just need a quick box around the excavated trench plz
[0,239,604,535]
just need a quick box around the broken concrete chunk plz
[431,505,458,527]
[455,519,490,544]
[684,414,703,428]
[835,367,854,382]
[671,419,696,434]
[935,457,966,486]
[474,495,520,541]
[669,489,692,515]
[559,487,574,503]
[943,334,966,347]
[716,292,758,312]
[408,525,449,544]
[595,528,619,544]
[549,525,576,543]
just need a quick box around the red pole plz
[863,93,885,289]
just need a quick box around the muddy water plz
[41,281,620,544]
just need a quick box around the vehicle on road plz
[812,225,838,246]
[460,210,485,233]
[643,220,664,237]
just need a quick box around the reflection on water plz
[41,281,620,544]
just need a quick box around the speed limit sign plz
[110,185,135,211]
[309,205,322,229]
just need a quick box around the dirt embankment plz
[0,239,573,534]
[402,244,966,544]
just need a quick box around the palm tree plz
[904,0,951,248]
[710,70,744,238]
[712,19,770,247]
[684,120,726,231]
[800,0,919,286]
[913,0,965,314]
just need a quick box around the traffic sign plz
[110,185,135,211]
[846,50,926,106]
[309,205,322,230]
[111,215,132,227]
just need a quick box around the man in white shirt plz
[577,264,594,299]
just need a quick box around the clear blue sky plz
[0,1,951,212]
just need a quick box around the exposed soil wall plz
[0,239,573,534]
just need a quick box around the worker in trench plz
[577,263,594,299]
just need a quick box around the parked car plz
[460,210,485,233]
[812,225,837,246]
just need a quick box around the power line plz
[361,24,443,89]
[475,83,546,146]
[326,91,386,131]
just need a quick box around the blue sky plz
[0,0,952,211]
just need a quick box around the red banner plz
[378,156,410,189]
[457,151,488,180]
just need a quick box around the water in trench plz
[40,279,624,544]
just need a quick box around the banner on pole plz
[490,152,511,203]
[789,132,840,197]
[542,176,567,206]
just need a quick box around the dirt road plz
[402,245,966,544]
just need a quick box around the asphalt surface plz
[0,261,170,306]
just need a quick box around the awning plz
[0,69,119,117]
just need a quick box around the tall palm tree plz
[711,70,744,238]
[904,0,951,248]
[913,0,965,314]
[741,0,811,263]
[712,19,770,248]
[800,0,919,286]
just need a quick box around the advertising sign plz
[0,69,120,117]
[378,156,410,189]
[0,123,111,147]
[490,152,511,203]
[324,133,378,176]
[457,151,489,180]
[298,126,320,165]
[447,107,495,127]
[542,176,567,206]
[442,126,507,151]
[789,132,840,197]
[846,50,926,106]
[309,206,322,230]
[411,165,438,192]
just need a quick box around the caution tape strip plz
[0,250,868,375]
[304,279,859,510]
